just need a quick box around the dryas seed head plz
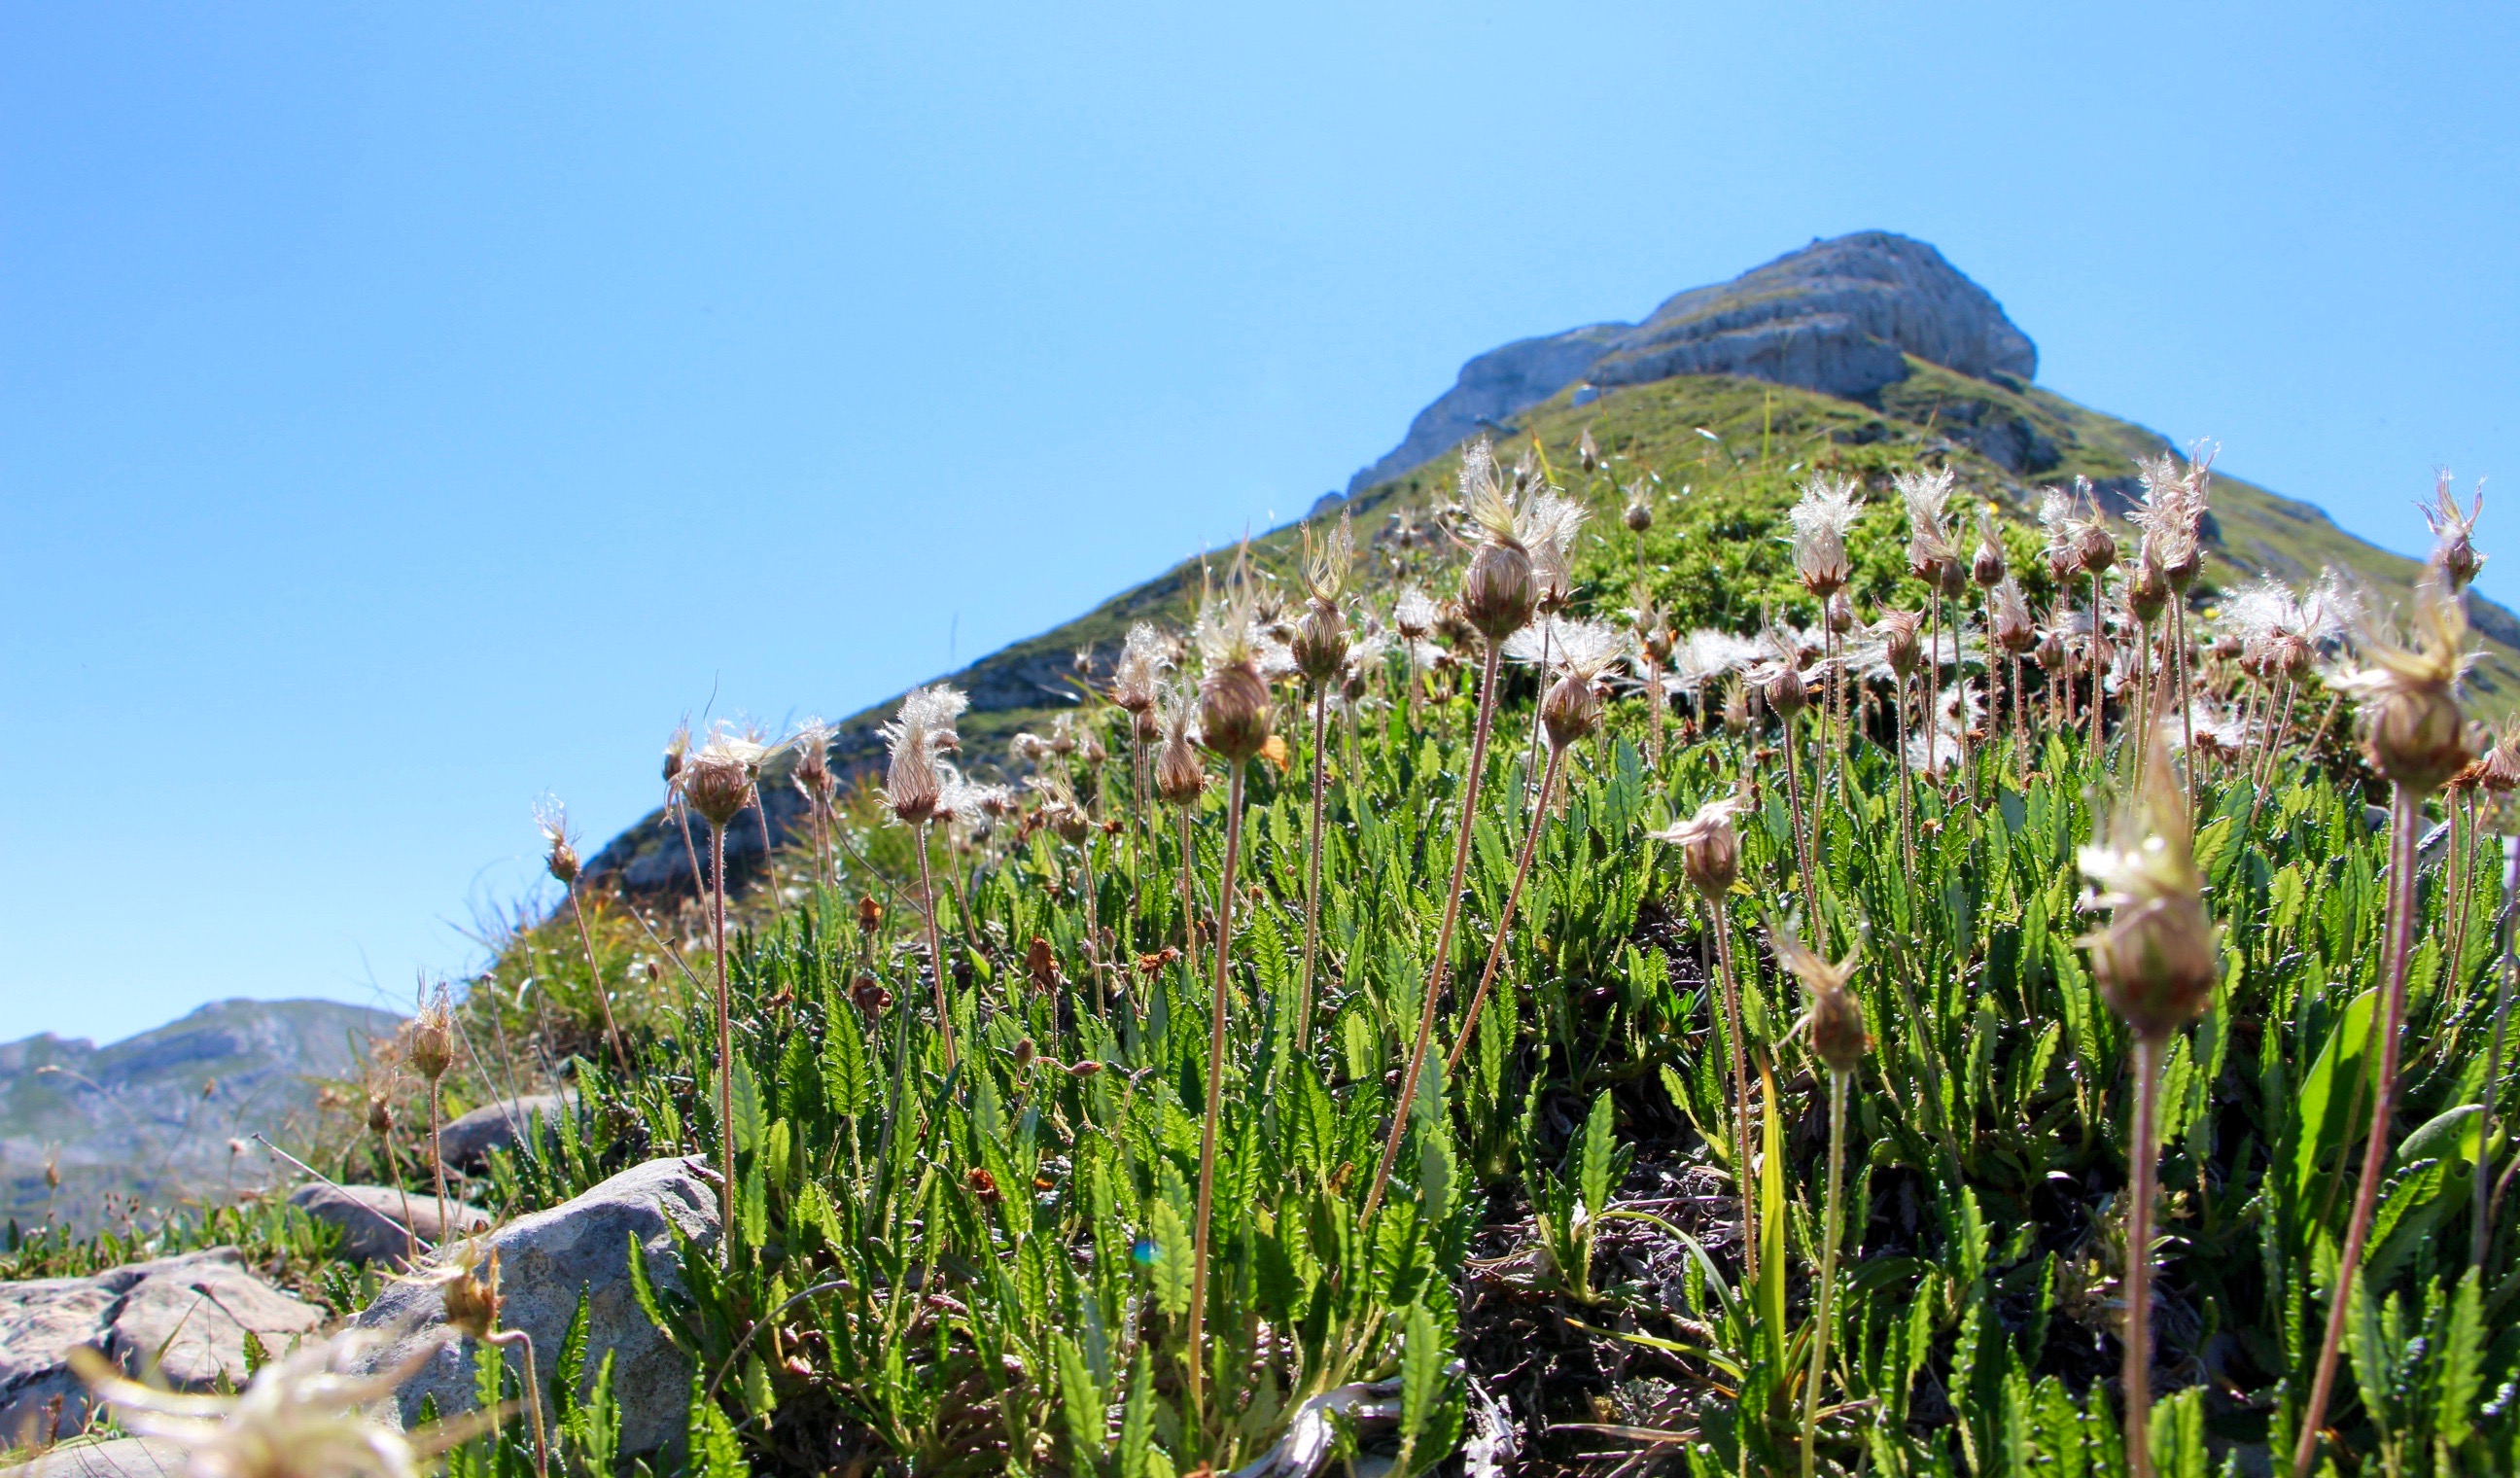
[405,990,455,1083]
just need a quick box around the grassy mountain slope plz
[588,359,2519,891]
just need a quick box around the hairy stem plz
[569,883,631,1074]
[1187,760,1248,1422]
[2294,782,2424,1478]
[1447,741,1566,1075]
[2125,1035,2162,1478]
[711,823,734,1256]
[1713,894,1755,1287]
[914,823,959,1073]
[1802,1068,1850,1478]
[1296,685,1333,1057]
[2477,832,2519,1268]
[1362,639,1504,1233]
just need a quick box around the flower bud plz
[1198,661,1274,764]
[686,751,758,828]
[1825,590,1854,636]
[2075,521,2118,577]
[1292,600,1349,688]
[367,1091,396,1137]
[1624,498,1653,535]
[1809,975,1870,1075]
[1156,732,1207,806]
[851,975,892,1019]
[441,1246,505,1340]
[1938,559,1970,601]
[2163,541,2205,593]
[2128,558,2169,625]
[2366,685,2470,792]
[1011,1038,1036,1070]
[405,999,454,1083]
[1879,612,1922,679]
[1972,534,2007,589]
[2089,892,2221,1040]
[544,832,581,886]
[1541,672,1601,752]
[857,895,883,934]
[1764,661,1807,721]
[1653,797,1743,901]
[2439,532,2481,591]
[1460,539,1538,642]
[965,1167,1002,1205]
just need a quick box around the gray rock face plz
[0,1249,325,1447]
[289,1183,492,1266]
[352,1157,718,1456]
[1346,230,2037,494]
[434,1093,577,1172]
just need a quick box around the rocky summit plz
[1346,230,2037,495]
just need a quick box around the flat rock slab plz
[435,1093,576,1171]
[353,1156,718,1457]
[0,1249,324,1448]
[289,1183,492,1266]
[0,1437,187,1478]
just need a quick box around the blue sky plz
[3,4,2513,1043]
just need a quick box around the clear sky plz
[4,4,2513,1043]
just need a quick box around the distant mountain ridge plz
[581,229,2520,896]
[0,999,401,1233]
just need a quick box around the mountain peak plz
[1348,230,2035,494]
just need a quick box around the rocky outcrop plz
[353,1156,718,1456]
[434,1093,576,1171]
[1346,230,2037,494]
[289,1183,492,1266]
[0,1249,325,1447]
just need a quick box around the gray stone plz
[288,1183,491,1267]
[1346,230,2039,496]
[0,1437,187,1478]
[0,1249,324,1448]
[433,1094,576,1172]
[352,1156,718,1456]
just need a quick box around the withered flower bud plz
[1720,679,1752,737]
[2036,629,2069,673]
[2080,726,2219,1040]
[1541,671,1602,752]
[1156,728,1206,806]
[965,1167,1001,1205]
[857,895,883,934]
[851,975,892,1020]
[1972,531,2007,589]
[1651,795,1744,901]
[1198,661,1274,765]
[1460,538,1539,642]
[1991,582,2037,657]
[2128,558,2169,625]
[1292,600,1349,688]
[684,745,760,829]
[1026,936,1059,989]
[1763,659,1807,721]
[438,1245,504,1341]
[405,994,455,1083]
[1877,610,1923,679]
[1770,928,1870,1075]
[2338,579,2473,793]
[2074,521,2118,577]
[2163,540,2205,593]
[367,1091,397,1137]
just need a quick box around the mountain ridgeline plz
[585,229,2520,895]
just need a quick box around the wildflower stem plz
[1925,589,1942,775]
[913,823,960,1074]
[1711,892,1755,1287]
[1362,638,1504,1233]
[489,1328,550,1478]
[1187,758,1247,1425]
[1802,1067,1850,1478]
[2089,573,2107,757]
[2123,1033,2161,1478]
[1783,710,1820,924]
[1446,741,1566,1076]
[1296,684,1333,1058]
[566,883,632,1075]
[1895,672,1917,882]
[709,821,735,1254]
[2173,601,2195,801]
[2294,781,2423,1478]
[2476,832,2519,1268]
